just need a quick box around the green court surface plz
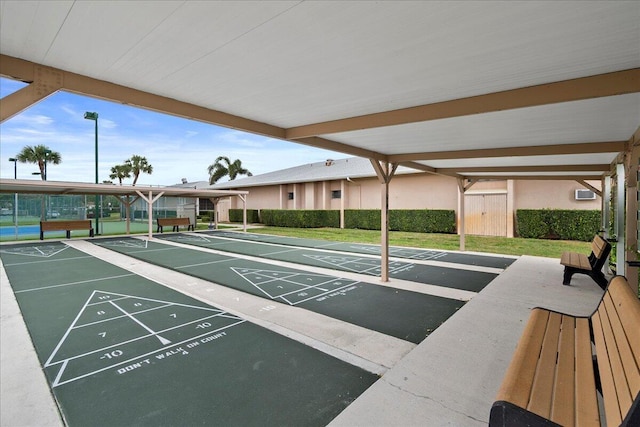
[157,232,498,293]
[204,230,516,269]
[97,238,465,344]
[0,242,378,426]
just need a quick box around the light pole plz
[84,111,99,234]
[8,158,18,239]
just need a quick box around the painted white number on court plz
[97,310,106,315]
[134,303,142,307]
[98,295,111,300]
[100,350,123,360]
[170,313,177,318]
[196,322,211,329]
[99,332,106,338]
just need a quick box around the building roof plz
[209,157,416,189]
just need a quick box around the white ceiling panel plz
[422,153,619,169]
[323,94,640,155]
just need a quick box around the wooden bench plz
[156,217,194,233]
[489,276,640,427]
[560,234,611,289]
[40,220,94,240]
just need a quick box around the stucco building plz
[210,157,601,238]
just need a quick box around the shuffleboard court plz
[96,238,466,344]
[0,242,378,426]
[157,233,498,293]
[203,230,516,269]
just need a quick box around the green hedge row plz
[516,209,600,241]
[254,209,455,233]
[260,209,340,228]
[345,209,456,233]
[229,209,260,223]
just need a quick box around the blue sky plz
[0,77,345,185]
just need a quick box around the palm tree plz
[207,156,253,184]
[16,144,61,180]
[125,155,153,186]
[109,164,132,185]
[16,144,61,221]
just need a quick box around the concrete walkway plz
[1,239,605,426]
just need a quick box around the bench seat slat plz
[528,311,562,419]
[560,252,592,270]
[495,309,550,408]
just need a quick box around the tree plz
[207,156,253,184]
[16,144,61,180]
[125,155,153,186]
[109,164,132,185]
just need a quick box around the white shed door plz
[465,193,507,237]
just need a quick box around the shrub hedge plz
[229,209,260,223]
[516,209,600,241]
[255,209,455,233]
[260,209,340,228]
[345,209,456,233]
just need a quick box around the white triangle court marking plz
[96,239,149,249]
[44,289,242,387]
[0,244,69,258]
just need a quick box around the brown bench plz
[560,234,611,289]
[490,276,640,427]
[156,217,194,233]
[40,220,94,240]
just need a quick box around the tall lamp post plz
[8,158,18,239]
[84,112,99,234]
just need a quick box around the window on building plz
[288,192,294,200]
[331,190,342,199]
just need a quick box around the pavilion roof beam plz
[435,164,610,174]
[285,68,640,139]
[459,174,602,181]
[387,141,626,163]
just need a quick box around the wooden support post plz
[457,178,466,251]
[370,159,398,282]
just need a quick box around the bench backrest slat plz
[592,235,608,258]
[593,277,640,426]
[575,317,601,426]
[589,235,612,270]
[41,220,92,231]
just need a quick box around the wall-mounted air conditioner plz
[575,189,596,200]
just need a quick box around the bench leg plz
[90,228,95,238]
[562,267,574,286]
[40,231,44,240]
[591,272,608,290]
[66,230,71,239]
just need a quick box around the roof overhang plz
[0,179,247,199]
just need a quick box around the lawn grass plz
[247,226,591,259]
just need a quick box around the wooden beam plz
[0,54,284,137]
[293,136,386,161]
[458,175,602,181]
[576,180,602,197]
[399,161,436,173]
[436,164,610,173]
[388,141,626,163]
[285,68,640,139]
[0,63,64,122]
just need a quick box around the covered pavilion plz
[0,1,638,279]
